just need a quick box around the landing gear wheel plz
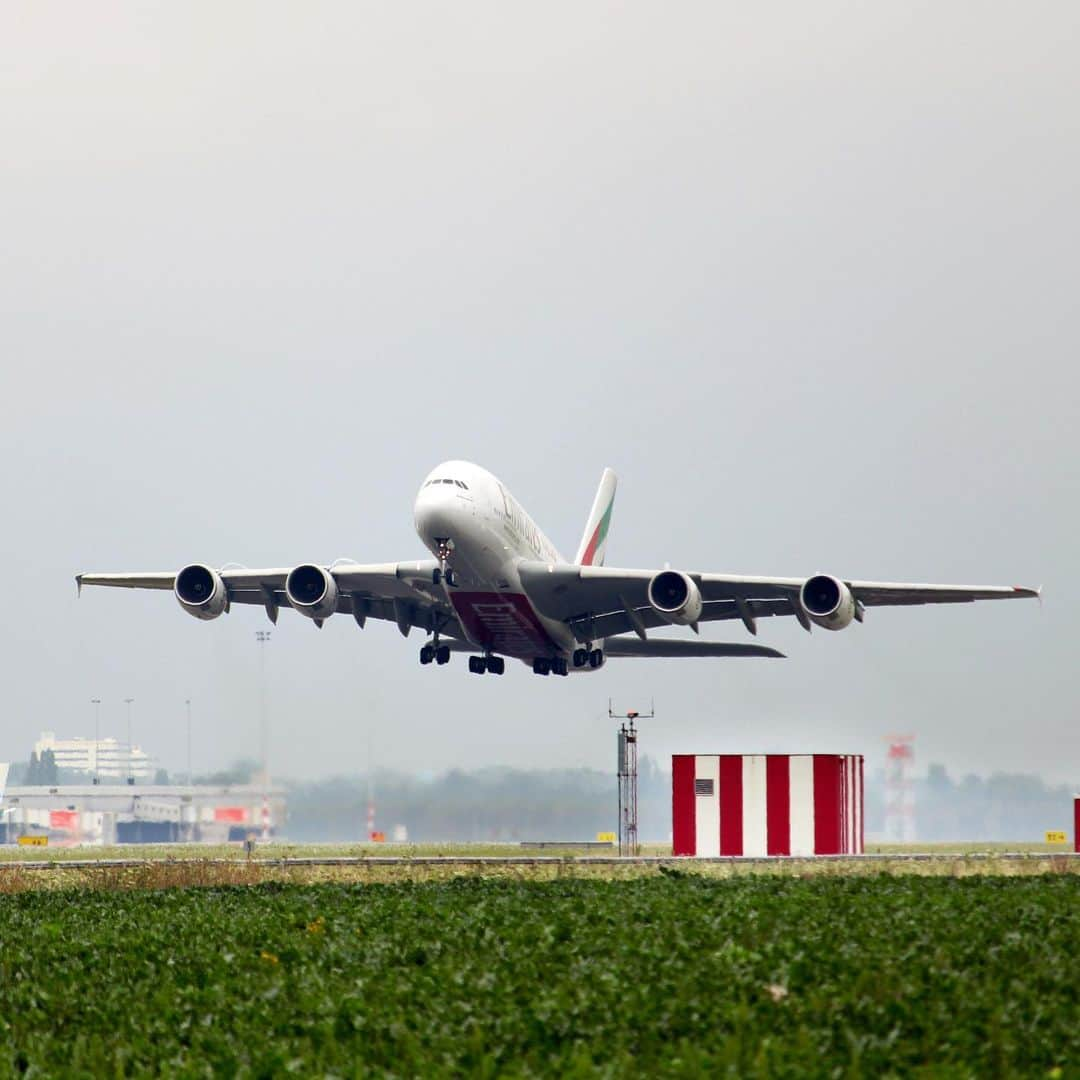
[436,645,451,665]
[588,648,604,669]
[432,568,442,586]
[572,648,588,668]
[487,656,505,675]
[552,658,569,677]
[420,644,435,665]
[468,656,487,675]
[443,568,457,587]
[532,658,551,676]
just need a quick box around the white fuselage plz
[412,461,580,661]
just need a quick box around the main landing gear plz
[533,657,569,677]
[469,655,505,675]
[572,647,604,669]
[432,539,457,588]
[419,642,451,666]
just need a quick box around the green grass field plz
[0,875,1076,1076]
[0,838,1072,862]
[1,842,1075,893]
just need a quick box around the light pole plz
[185,698,192,786]
[91,699,101,784]
[124,698,135,784]
[255,631,271,840]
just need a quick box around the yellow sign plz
[1045,831,1067,844]
[596,831,616,843]
[17,835,47,847]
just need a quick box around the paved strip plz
[2,852,1077,871]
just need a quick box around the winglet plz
[1014,584,1043,606]
[76,574,83,598]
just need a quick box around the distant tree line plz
[283,759,1075,845]
[22,750,60,786]
[864,763,1078,843]
[284,757,673,843]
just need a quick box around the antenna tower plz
[609,699,653,856]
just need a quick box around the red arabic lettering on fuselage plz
[449,592,556,659]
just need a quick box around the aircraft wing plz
[604,636,784,658]
[77,561,467,638]
[517,562,1040,641]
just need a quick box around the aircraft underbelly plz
[453,587,574,652]
[449,591,558,659]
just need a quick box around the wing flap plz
[571,597,795,643]
[225,588,465,637]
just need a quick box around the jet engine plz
[799,573,856,630]
[174,564,228,620]
[646,570,703,626]
[285,564,338,621]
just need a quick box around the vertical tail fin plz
[574,468,617,566]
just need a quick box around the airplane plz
[77,460,1040,676]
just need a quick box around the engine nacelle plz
[799,573,856,631]
[286,564,338,621]
[174,564,228,620]
[647,570,703,626]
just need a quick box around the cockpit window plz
[455,480,468,489]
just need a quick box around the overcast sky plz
[1,3,1076,786]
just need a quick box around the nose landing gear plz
[432,539,458,588]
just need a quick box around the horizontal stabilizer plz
[603,636,785,659]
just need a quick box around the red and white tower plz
[884,735,916,843]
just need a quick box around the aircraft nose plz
[413,485,455,542]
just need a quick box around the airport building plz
[34,730,153,781]
[0,781,286,844]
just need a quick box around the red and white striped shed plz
[672,754,864,857]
